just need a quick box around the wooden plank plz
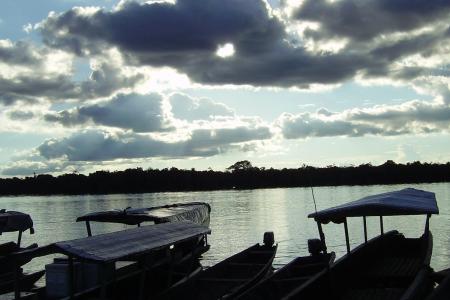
[54,221,210,263]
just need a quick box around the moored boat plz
[426,268,450,300]
[0,210,44,296]
[235,239,335,300]
[284,188,438,300]
[158,232,278,300]
[76,202,211,236]
[10,221,211,299]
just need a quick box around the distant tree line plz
[0,160,449,196]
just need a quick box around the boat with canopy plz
[284,188,439,300]
[9,221,211,299]
[0,210,44,295]
[76,202,211,237]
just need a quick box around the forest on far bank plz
[0,160,449,196]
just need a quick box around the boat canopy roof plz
[308,188,439,224]
[0,210,34,234]
[53,221,210,263]
[76,202,211,226]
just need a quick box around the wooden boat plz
[10,221,211,299]
[158,232,278,300]
[284,188,438,300]
[426,268,450,300]
[236,240,335,299]
[76,202,211,236]
[0,210,45,295]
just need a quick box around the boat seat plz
[342,287,405,300]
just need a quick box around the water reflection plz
[0,183,449,272]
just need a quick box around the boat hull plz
[158,243,278,300]
[284,231,434,300]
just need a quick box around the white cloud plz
[278,97,450,139]
[169,93,235,121]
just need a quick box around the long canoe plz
[158,241,277,300]
[236,252,335,299]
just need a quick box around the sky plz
[1,0,450,176]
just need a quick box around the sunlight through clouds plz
[2,0,450,175]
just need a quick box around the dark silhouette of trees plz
[0,160,449,196]
[226,160,255,172]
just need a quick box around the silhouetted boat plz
[426,268,450,300]
[0,210,45,295]
[10,221,211,299]
[158,232,277,300]
[76,202,211,236]
[235,240,335,299]
[284,188,438,300]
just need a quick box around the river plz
[1,182,449,272]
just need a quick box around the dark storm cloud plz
[295,0,450,42]
[38,0,450,87]
[45,93,173,132]
[40,0,281,55]
[37,126,272,161]
[39,0,376,87]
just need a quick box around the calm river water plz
[1,183,449,272]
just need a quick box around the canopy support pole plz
[425,214,431,235]
[17,230,22,247]
[317,222,327,253]
[379,216,384,235]
[86,221,92,237]
[363,216,368,243]
[344,218,350,254]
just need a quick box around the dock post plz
[343,218,350,254]
[379,216,384,235]
[363,216,367,243]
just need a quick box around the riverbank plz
[1,160,449,196]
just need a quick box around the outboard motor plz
[263,231,275,247]
[308,238,325,256]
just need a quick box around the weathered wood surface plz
[54,221,210,262]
